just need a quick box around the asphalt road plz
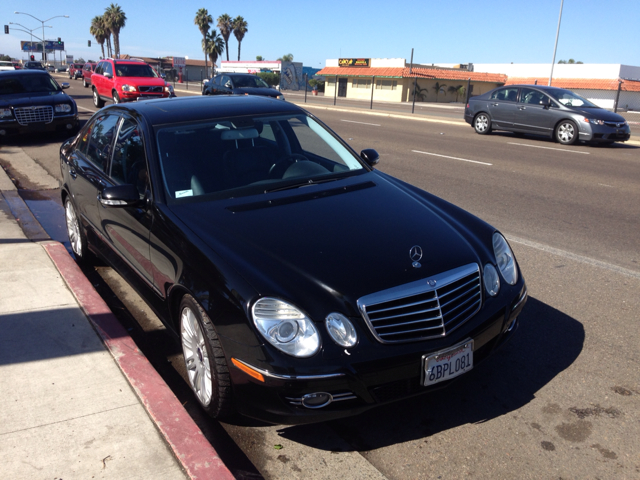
[2,76,639,480]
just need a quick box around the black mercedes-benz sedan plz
[0,70,78,137]
[465,84,631,145]
[60,95,527,424]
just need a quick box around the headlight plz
[252,298,320,358]
[54,104,72,113]
[277,95,285,101]
[493,233,518,285]
[325,313,357,347]
[586,118,604,125]
[121,84,137,92]
[165,84,174,93]
[483,264,500,296]
[0,108,12,118]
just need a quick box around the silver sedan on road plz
[464,84,631,145]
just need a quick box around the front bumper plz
[227,281,528,425]
[0,113,78,136]
[579,122,631,142]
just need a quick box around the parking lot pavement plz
[0,167,232,479]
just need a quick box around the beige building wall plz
[403,79,502,103]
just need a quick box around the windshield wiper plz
[265,177,339,193]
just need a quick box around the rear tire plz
[555,120,578,145]
[179,294,234,419]
[474,113,492,135]
[83,77,88,88]
[93,88,105,108]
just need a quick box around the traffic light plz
[30,55,35,61]
[57,37,62,45]
[3,25,8,34]
[88,40,91,47]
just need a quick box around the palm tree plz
[104,4,126,58]
[232,16,248,61]
[204,29,225,76]
[433,82,447,102]
[256,55,263,61]
[217,14,233,62]
[90,15,107,60]
[194,9,213,76]
[413,83,429,102]
[277,53,294,62]
[448,85,464,102]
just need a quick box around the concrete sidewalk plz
[0,169,233,478]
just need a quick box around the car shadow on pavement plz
[277,296,585,451]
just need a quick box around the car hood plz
[569,107,627,122]
[169,173,489,317]
[0,91,72,107]
[233,87,281,98]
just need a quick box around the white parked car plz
[0,61,16,71]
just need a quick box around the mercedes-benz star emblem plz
[410,245,423,268]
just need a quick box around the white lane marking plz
[341,119,381,127]
[507,142,590,155]
[412,150,492,166]
[507,234,640,280]
[78,106,97,113]
[598,183,614,188]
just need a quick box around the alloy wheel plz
[557,122,575,143]
[65,200,82,258]
[181,306,213,406]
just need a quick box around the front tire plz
[65,197,91,264]
[474,113,492,135]
[555,120,578,145]
[83,77,88,88]
[112,91,120,104]
[93,88,105,108]
[179,295,234,419]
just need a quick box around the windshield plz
[231,75,270,88]
[115,64,158,78]
[547,88,598,108]
[156,113,366,202]
[0,74,61,95]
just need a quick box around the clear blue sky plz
[2,0,639,68]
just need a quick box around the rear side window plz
[490,88,519,102]
[84,114,121,171]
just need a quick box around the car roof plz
[99,95,303,126]
[219,73,258,77]
[0,69,49,77]
[499,84,568,92]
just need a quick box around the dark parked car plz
[0,70,78,136]
[465,84,631,145]
[203,73,284,100]
[60,95,527,424]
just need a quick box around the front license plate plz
[422,340,473,386]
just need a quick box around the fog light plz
[301,392,333,409]
[0,130,6,136]
[66,124,74,130]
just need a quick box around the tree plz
[90,15,108,60]
[104,4,126,58]
[204,29,224,76]
[432,82,447,102]
[217,14,233,62]
[256,55,263,61]
[232,16,248,61]
[558,59,583,64]
[0,54,11,61]
[277,53,294,62]
[76,57,86,64]
[194,8,213,76]
[413,83,429,102]
[448,84,464,102]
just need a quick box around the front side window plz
[103,62,114,76]
[156,113,366,202]
[84,114,121,171]
[520,88,546,105]
[231,76,269,88]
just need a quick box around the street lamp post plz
[9,22,52,54]
[548,0,564,86]
[14,12,69,63]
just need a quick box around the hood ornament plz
[410,245,422,269]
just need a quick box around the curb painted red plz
[42,241,235,480]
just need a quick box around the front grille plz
[358,264,482,343]
[139,86,163,93]
[604,121,625,128]
[14,106,54,125]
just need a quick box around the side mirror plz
[104,72,112,78]
[99,184,140,207]
[360,148,380,167]
[541,98,552,108]
[60,83,70,89]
